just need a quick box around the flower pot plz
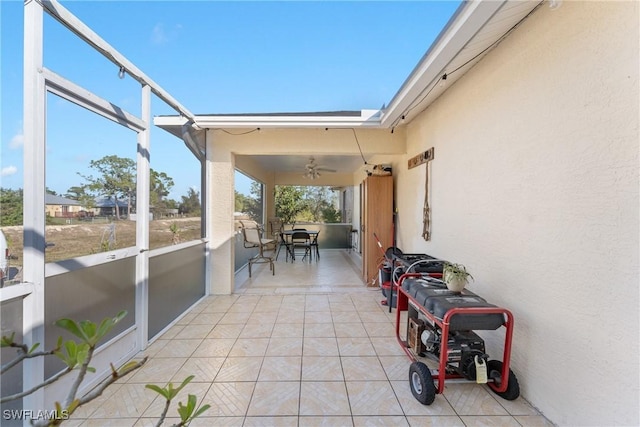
[445,276,466,293]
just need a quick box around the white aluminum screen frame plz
[22,0,207,412]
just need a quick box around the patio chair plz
[291,230,312,262]
[240,220,275,277]
[310,230,320,261]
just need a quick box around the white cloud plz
[151,22,181,45]
[151,23,169,45]
[1,166,18,177]
[9,133,23,149]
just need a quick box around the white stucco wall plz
[393,2,639,426]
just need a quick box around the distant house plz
[93,196,129,217]
[44,194,85,218]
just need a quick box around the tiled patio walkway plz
[72,250,552,426]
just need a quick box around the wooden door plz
[362,175,393,286]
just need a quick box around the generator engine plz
[411,317,488,380]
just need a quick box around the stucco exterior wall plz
[393,2,639,426]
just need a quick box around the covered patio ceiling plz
[154,0,544,177]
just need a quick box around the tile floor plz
[72,250,553,426]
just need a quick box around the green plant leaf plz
[192,403,210,419]
[174,375,194,395]
[55,318,88,342]
[145,384,170,399]
[28,342,40,353]
[1,332,16,347]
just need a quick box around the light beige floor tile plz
[333,322,367,337]
[352,416,410,426]
[188,416,245,426]
[370,337,407,356]
[302,356,344,381]
[238,323,274,339]
[81,418,139,426]
[72,382,124,418]
[258,356,302,381]
[303,337,339,356]
[219,311,252,324]
[229,337,269,357]
[378,356,411,380]
[299,381,351,416]
[337,337,376,356]
[134,417,181,426]
[248,311,279,324]
[190,311,224,324]
[139,338,169,358]
[243,416,298,426]
[357,311,389,323]
[346,381,403,416]
[192,338,236,357]
[271,323,304,337]
[127,357,187,384]
[460,415,521,426]
[513,415,556,427]
[329,302,357,311]
[363,321,397,337]
[406,416,465,426]
[444,383,509,416]
[215,357,263,382]
[171,357,225,382]
[153,338,202,358]
[247,381,300,416]
[88,383,158,418]
[202,382,255,416]
[174,324,214,339]
[332,311,363,323]
[207,323,244,339]
[496,396,540,416]
[175,311,197,325]
[304,322,336,337]
[299,416,354,427]
[305,311,333,323]
[266,337,303,356]
[390,380,456,415]
[341,356,387,381]
[156,324,185,340]
[276,310,305,323]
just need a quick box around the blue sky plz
[1,0,460,198]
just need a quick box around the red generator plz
[394,271,520,405]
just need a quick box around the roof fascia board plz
[181,109,383,129]
[380,0,506,128]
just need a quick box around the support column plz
[135,85,151,351]
[22,0,46,413]
[206,131,235,294]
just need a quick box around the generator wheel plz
[409,361,436,405]
[487,360,520,400]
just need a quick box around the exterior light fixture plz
[118,66,125,79]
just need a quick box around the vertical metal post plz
[135,85,151,350]
[204,134,213,295]
[22,0,46,414]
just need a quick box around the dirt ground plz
[1,217,202,275]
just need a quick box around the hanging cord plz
[351,128,368,166]
[393,3,542,129]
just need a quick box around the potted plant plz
[443,262,473,292]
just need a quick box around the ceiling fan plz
[303,157,336,180]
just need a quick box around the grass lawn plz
[1,217,202,271]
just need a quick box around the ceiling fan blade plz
[316,167,337,173]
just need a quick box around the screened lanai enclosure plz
[1,0,211,415]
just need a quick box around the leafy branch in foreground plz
[1,310,208,426]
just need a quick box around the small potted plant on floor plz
[443,262,473,292]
